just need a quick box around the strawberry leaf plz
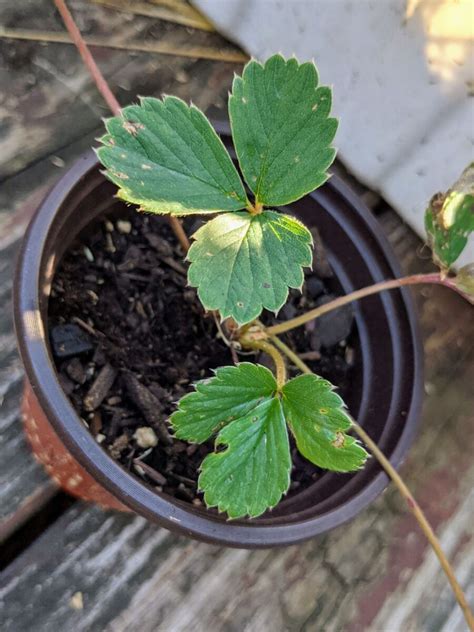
[454,263,474,301]
[187,210,313,325]
[229,54,338,207]
[171,363,289,519]
[171,364,368,519]
[199,397,291,519]
[282,374,368,471]
[97,96,248,215]
[425,163,474,270]
[170,363,277,443]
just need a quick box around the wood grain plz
[0,0,239,538]
[1,3,472,630]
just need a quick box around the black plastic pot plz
[14,128,423,547]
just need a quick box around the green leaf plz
[170,363,277,443]
[97,96,248,215]
[425,163,474,269]
[171,364,368,519]
[199,397,291,519]
[282,374,368,471]
[171,363,289,519]
[453,263,474,301]
[187,210,313,325]
[229,54,338,207]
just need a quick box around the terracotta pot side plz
[22,380,129,511]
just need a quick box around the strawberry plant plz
[96,54,474,520]
[97,55,370,518]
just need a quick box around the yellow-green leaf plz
[425,163,474,270]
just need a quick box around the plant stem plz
[53,0,191,253]
[269,335,310,375]
[351,421,474,631]
[240,338,287,388]
[53,0,121,116]
[168,217,190,253]
[267,273,446,336]
[271,340,474,630]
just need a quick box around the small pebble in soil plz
[65,357,86,385]
[313,294,354,348]
[50,323,94,359]
[133,426,159,449]
[117,219,132,234]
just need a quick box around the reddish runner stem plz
[270,343,474,630]
[351,421,474,631]
[53,0,121,116]
[267,273,454,336]
[53,0,191,253]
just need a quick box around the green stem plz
[267,272,448,336]
[271,336,474,630]
[240,338,287,388]
[269,335,311,375]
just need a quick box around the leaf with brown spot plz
[282,374,368,471]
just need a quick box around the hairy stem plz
[267,273,450,336]
[272,340,474,630]
[53,0,191,253]
[269,335,310,375]
[240,338,287,388]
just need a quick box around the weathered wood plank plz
[0,1,239,533]
[1,210,472,631]
[0,0,241,179]
[1,3,472,627]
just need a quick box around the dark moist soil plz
[48,210,356,509]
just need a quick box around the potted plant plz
[13,1,474,626]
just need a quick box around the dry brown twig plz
[92,0,214,32]
[0,27,248,63]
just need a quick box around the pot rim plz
[14,146,423,548]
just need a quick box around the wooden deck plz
[1,3,473,630]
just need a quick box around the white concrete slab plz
[195,0,474,265]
